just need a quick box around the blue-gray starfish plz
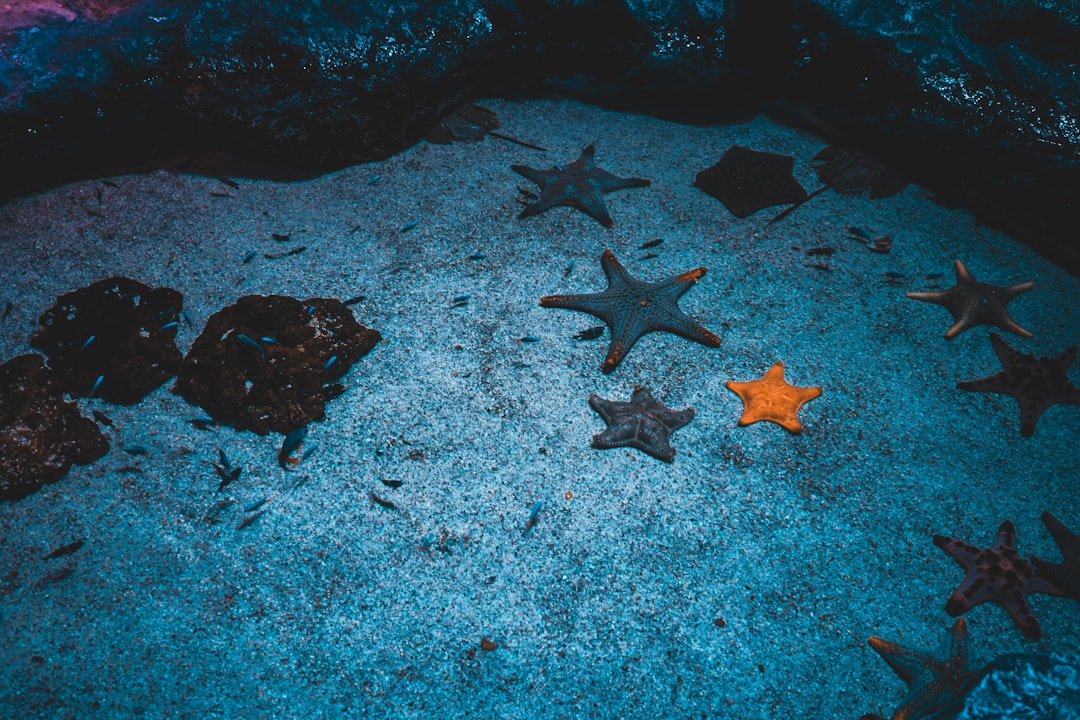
[1032,511,1080,601]
[540,249,721,373]
[589,386,693,462]
[868,618,984,720]
[906,259,1034,339]
[512,144,650,227]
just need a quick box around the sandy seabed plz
[1,99,1078,719]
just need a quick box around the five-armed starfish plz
[589,385,694,462]
[933,520,1064,639]
[905,259,1034,339]
[512,144,651,227]
[868,618,984,720]
[540,249,721,373]
[725,361,822,434]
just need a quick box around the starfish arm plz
[988,333,1020,365]
[868,636,939,689]
[991,311,1034,338]
[932,534,983,568]
[649,316,722,348]
[566,189,614,227]
[1001,280,1035,299]
[956,372,1012,395]
[599,249,636,287]
[1031,558,1080,599]
[943,617,970,669]
[905,290,950,305]
[656,406,695,430]
[588,393,618,423]
[954,259,973,281]
[591,170,651,192]
[540,291,614,321]
[511,164,555,187]
[518,199,553,219]
[1042,511,1080,560]
[655,266,709,299]
[1017,396,1054,437]
[1053,346,1079,373]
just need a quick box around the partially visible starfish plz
[1032,511,1080,601]
[724,361,822,434]
[956,333,1080,437]
[868,618,984,720]
[540,249,720,374]
[933,520,1064,639]
[511,144,650,227]
[905,259,1034,340]
[588,385,693,462]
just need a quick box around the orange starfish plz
[725,361,822,433]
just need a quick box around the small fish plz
[242,250,257,265]
[217,446,231,469]
[101,179,119,188]
[307,305,317,316]
[88,375,105,398]
[263,246,306,260]
[807,247,836,256]
[300,443,319,462]
[260,336,276,344]
[92,410,114,427]
[244,498,268,513]
[216,176,240,189]
[450,295,470,307]
[640,238,663,249]
[522,501,543,537]
[271,233,290,242]
[574,326,605,341]
[114,465,143,474]
[180,310,193,328]
[562,260,575,278]
[203,498,234,523]
[122,446,147,456]
[323,355,338,370]
[80,335,96,351]
[844,225,870,240]
[159,321,179,331]
[883,271,904,279]
[85,208,105,219]
[343,295,365,306]
[380,478,404,489]
[1,302,11,320]
[189,418,216,431]
[806,263,832,272]
[368,174,381,185]
[868,234,892,254]
[214,464,242,492]
[370,491,398,510]
[400,219,419,233]
[883,277,904,286]
[44,539,84,560]
[466,253,486,261]
[926,272,944,279]
[237,510,266,530]
[517,336,539,343]
[638,252,658,261]
[209,191,231,198]
[236,333,265,356]
[278,426,308,470]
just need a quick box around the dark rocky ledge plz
[1,1,1078,273]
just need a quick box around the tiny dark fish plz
[44,539,84,560]
[245,498,268,513]
[209,191,231,198]
[640,238,663,249]
[301,443,319,462]
[115,465,143,474]
[517,336,540,343]
[370,491,398,510]
[883,271,905,279]
[807,247,836,256]
[203,498,234,523]
[180,310,193,328]
[217,446,231,469]
[400,219,419,233]
[260,336,276,344]
[925,272,944,279]
[381,478,404,489]
[263,246,307,260]
[574,326,605,341]
[450,295,470,307]
[466,253,486,261]
[368,174,381,185]
[562,261,575,278]
[1,302,11,320]
[844,225,870,239]
[214,464,242,492]
[638,252,659,261]
[86,208,105,219]
[806,263,832,272]
[236,333,265,356]
[159,321,179,331]
[216,176,240,189]
[883,277,904,286]
[122,446,148,456]
[190,418,216,431]
[279,426,308,470]
[242,250,257,265]
[522,501,543,537]
[343,295,365,306]
[88,375,105,398]
[92,410,114,427]
[101,179,120,188]
[271,233,290,242]
[237,510,266,530]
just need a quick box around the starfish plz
[725,361,822,434]
[867,618,984,720]
[588,385,693,462]
[540,249,720,373]
[956,333,1080,437]
[1032,511,1080,601]
[511,144,650,227]
[933,520,1064,639]
[905,259,1034,340]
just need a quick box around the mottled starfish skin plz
[540,249,721,374]
[933,520,1064,639]
[725,361,822,434]
[589,386,693,462]
[868,618,984,720]
[1032,511,1080,601]
[512,144,651,227]
[956,333,1080,437]
[906,259,1034,339]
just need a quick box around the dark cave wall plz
[1,1,1078,272]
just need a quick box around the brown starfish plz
[868,618,983,720]
[956,333,1080,437]
[1031,511,1080,601]
[511,144,650,227]
[725,361,822,434]
[540,249,721,373]
[905,259,1034,340]
[933,520,1064,639]
[588,385,694,462]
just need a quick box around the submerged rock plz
[30,276,184,404]
[952,652,1080,719]
[0,354,109,502]
[173,295,380,435]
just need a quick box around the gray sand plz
[1,99,1078,718]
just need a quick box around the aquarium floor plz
[1,99,1078,719]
